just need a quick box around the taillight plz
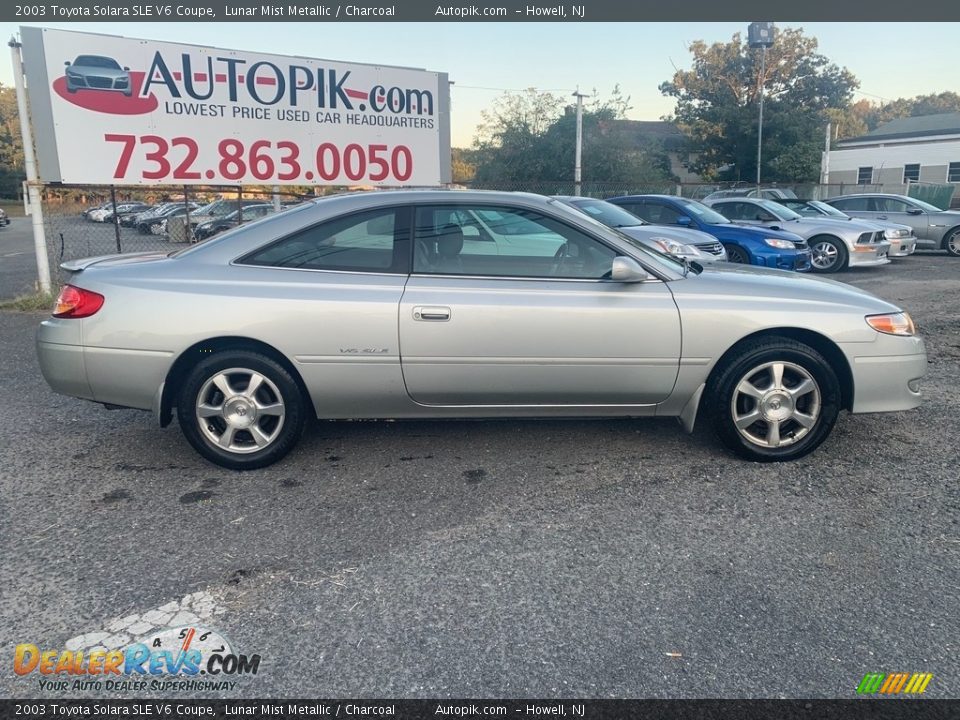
[53,285,104,318]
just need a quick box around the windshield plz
[808,200,848,218]
[74,56,122,69]
[754,199,802,221]
[677,198,730,224]
[566,199,645,228]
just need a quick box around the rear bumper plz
[37,319,171,411]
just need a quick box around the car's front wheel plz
[723,244,750,264]
[944,228,960,257]
[809,236,847,273]
[177,350,307,470]
[707,337,841,462]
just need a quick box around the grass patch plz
[0,291,56,312]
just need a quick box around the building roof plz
[839,112,960,145]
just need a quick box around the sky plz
[0,21,957,147]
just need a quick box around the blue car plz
[607,195,812,272]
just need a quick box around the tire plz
[706,336,841,462]
[943,228,960,257]
[809,236,848,273]
[723,244,750,264]
[176,350,307,470]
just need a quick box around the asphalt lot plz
[0,217,958,699]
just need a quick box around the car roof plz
[827,193,912,200]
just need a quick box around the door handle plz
[413,306,451,321]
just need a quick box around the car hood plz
[703,222,804,242]
[618,225,718,246]
[675,261,900,314]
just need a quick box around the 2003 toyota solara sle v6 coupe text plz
[36,191,926,470]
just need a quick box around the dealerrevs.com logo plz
[14,626,261,693]
[54,49,436,120]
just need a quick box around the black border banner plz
[4,0,960,22]
[1,700,959,720]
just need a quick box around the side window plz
[413,205,617,280]
[633,202,681,225]
[831,197,869,212]
[715,202,743,220]
[873,198,912,213]
[239,208,409,273]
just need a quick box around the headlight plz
[884,228,907,239]
[652,237,700,257]
[866,312,916,336]
[764,238,795,249]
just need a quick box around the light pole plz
[572,89,588,196]
[748,22,774,191]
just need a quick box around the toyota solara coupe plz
[37,191,926,470]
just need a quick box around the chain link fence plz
[40,184,315,282]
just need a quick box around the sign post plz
[9,37,52,294]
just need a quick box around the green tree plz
[660,28,859,182]
[470,87,673,186]
[0,83,26,198]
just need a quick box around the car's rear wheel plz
[809,236,847,273]
[177,351,307,470]
[723,244,749,264]
[707,337,841,462]
[944,229,960,257]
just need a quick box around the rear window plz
[238,208,409,273]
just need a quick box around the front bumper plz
[848,241,891,268]
[754,248,812,273]
[888,237,917,257]
[843,334,926,413]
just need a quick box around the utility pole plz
[820,122,831,186]
[748,22,775,193]
[9,36,52,294]
[572,89,588,196]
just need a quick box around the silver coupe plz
[37,191,926,470]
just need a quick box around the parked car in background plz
[167,198,273,243]
[136,204,196,235]
[551,196,727,262]
[703,187,798,202]
[607,194,811,272]
[193,204,279,241]
[705,197,890,273]
[83,203,111,219]
[0,207,9,227]
[121,202,190,228]
[825,194,960,257]
[38,190,925,470]
[772,199,917,258]
[99,202,153,224]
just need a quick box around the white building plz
[827,112,960,187]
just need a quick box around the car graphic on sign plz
[64,55,132,96]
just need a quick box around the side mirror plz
[64,61,70,66]
[123,66,130,71]
[677,215,692,226]
[611,256,650,283]
[907,208,923,215]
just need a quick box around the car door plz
[869,197,931,239]
[399,203,681,406]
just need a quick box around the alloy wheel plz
[195,368,286,454]
[730,361,821,449]
[811,241,839,271]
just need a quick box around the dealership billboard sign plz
[20,27,451,186]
